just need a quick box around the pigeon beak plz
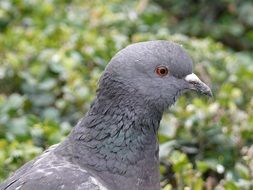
[184,73,212,97]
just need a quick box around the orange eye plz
[155,66,169,77]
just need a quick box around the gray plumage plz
[0,40,212,190]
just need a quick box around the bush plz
[154,0,253,51]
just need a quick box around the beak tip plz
[200,85,212,97]
[205,90,213,97]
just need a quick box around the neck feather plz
[69,73,163,174]
[71,97,161,172]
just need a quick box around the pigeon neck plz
[70,74,163,182]
[73,94,162,161]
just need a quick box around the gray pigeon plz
[1,40,212,190]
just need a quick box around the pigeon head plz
[100,40,212,112]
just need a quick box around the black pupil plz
[160,69,166,74]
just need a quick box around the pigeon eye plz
[155,66,169,77]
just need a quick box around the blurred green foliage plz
[0,0,252,189]
[154,0,253,51]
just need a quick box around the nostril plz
[189,81,198,85]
